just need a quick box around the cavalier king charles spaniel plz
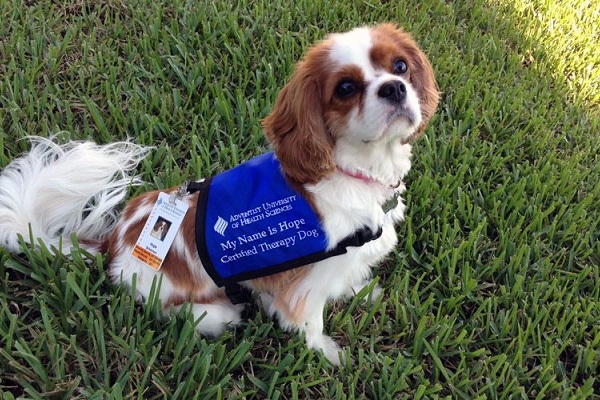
[0,24,438,364]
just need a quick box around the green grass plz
[1,0,599,398]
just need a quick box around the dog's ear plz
[375,24,440,138]
[409,42,440,137]
[262,61,336,185]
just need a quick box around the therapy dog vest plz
[193,153,382,303]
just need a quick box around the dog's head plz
[262,24,439,184]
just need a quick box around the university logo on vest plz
[214,216,228,236]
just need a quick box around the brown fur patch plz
[121,190,158,221]
[248,266,312,324]
[324,65,366,136]
[107,190,160,259]
[261,41,337,185]
[160,245,198,291]
[371,24,440,139]
[165,290,229,309]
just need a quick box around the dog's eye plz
[392,59,408,75]
[335,80,357,98]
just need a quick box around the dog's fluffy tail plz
[0,136,151,254]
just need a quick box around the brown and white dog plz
[0,24,438,364]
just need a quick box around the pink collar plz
[338,167,400,189]
[338,167,380,185]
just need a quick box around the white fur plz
[0,136,149,253]
[330,28,375,76]
[170,302,245,337]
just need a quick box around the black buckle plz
[357,225,383,245]
[186,181,204,194]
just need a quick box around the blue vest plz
[194,153,381,303]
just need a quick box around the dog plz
[0,24,439,364]
[150,219,169,241]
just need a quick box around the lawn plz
[1,0,599,398]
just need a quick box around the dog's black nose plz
[378,80,407,104]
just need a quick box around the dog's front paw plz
[351,279,383,303]
[320,335,345,366]
[384,196,406,224]
[306,333,344,365]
